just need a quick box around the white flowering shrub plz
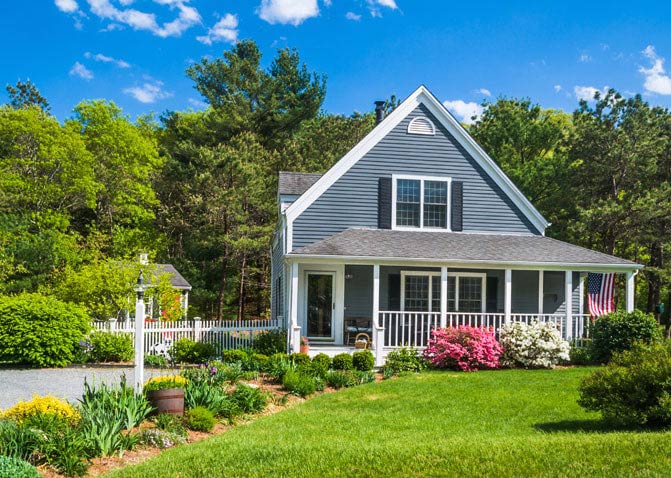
[499,321,570,369]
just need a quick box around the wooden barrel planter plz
[147,388,185,416]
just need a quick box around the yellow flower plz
[143,375,188,392]
[1,394,80,424]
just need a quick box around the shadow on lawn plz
[534,420,646,434]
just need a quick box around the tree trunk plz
[238,254,246,321]
[217,244,229,321]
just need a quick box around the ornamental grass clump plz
[499,321,570,369]
[423,326,502,371]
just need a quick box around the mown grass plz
[107,368,671,478]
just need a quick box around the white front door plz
[305,271,336,340]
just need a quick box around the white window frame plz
[391,174,452,231]
[400,271,486,313]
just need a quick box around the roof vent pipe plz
[374,100,385,124]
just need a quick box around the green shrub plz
[381,347,426,376]
[290,352,311,367]
[231,384,268,414]
[145,354,169,368]
[151,413,187,438]
[184,406,216,432]
[169,338,216,364]
[253,329,286,355]
[569,341,595,366]
[282,370,317,397]
[311,353,332,377]
[0,293,90,367]
[246,353,268,371]
[264,353,294,382]
[89,331,133,363]
[184,381,236,418]
[353,350,375,371]
[325,370,359,389]
[0,456,40,478]
[221,349,248,363]
[590,310,661,363]
[40,424,90,477]
[579,343,671,427]
[332,353,353,371]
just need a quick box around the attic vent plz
[407,117,436,135]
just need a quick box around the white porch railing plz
[92,317,281,355]
[379,311,591,348]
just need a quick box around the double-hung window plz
[393,176,451,230]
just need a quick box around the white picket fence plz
[92,317,281,355]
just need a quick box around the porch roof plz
[288,228,642,270]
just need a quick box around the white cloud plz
[257,0,319,26]
[69,61,94,80]
[443,99,483,125]
[84,52,130,68]
[188,97,208,109]
[366,0,397,17]
[639,45,671,95]
[323,0,332,6]
[574,85,609,101]
[345,11,362,21]
[86,0,201,38]
[123,80,172,103]
[554,84,562,93]
[197,14,238,45]
[477,88,491,97]
[579,53,591,63]
[55,0,79,13]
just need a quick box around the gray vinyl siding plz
[543,271,581,315]
[292,104,539,250]
[511,270,539,313]
[270,227,285,321]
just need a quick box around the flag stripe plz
[587,272,615,318]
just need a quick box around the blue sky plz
[1,0,671,123]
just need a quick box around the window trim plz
[391,174,452,231]
[400,271,486,313]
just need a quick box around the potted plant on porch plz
[144,375,188,416]
[300,336,309,354]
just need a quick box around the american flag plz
[587,272,616,318]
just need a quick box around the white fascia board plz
[284,88,423,223]
[284,85,549,237]
[417,88,550,234]
[284,254,643,273]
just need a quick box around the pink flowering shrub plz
[423,326,502,371]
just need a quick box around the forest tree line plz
[1,40,670,320]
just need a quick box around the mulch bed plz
[36,374,335,478]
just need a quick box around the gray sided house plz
[270,85,641,364]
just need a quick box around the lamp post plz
[134,271,146,393]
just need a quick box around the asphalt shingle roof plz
[155,264,192,290]
[290,229,640,267]
[278,172,322,196]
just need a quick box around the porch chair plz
[344,317,373,345]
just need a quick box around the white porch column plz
[504,269,512,324]
[373,264,384,367]
[565,270,573,340]
[440,266,448,328]
[579,273,586,316]
[626,271,635,313]
[289,262,300,353]
[537,270,544,316]
[182,291,189,319]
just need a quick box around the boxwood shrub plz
[332,353,353,371]
[282,370,317,397]
[184,406,216,432]
[0,293,90,367]
[0,456,40,478]
[353,350,375,371]
[170,338,216,364]
[590,310,661,363]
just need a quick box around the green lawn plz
[107,368,671,478]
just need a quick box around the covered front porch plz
[287,261,637,364]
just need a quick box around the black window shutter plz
[451,181,463,231]
[378,177,392,229]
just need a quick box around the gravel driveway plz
[0,367,164,409]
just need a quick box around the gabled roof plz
[283,85,549,235]
[154,264,192,290]
[278,172,322,196]
[289,228,641,271]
